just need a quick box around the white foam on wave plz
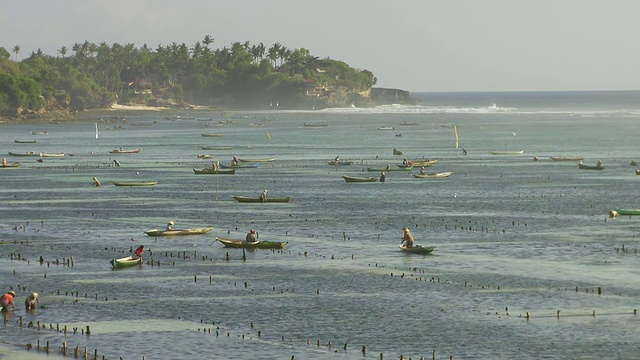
[319,103,517,115]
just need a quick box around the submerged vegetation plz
[0,36,385,117]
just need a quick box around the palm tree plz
[202,35,214,49]
[58,46,68,58]
[12,45,20,61]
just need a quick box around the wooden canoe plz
[215,237,288,249]
[39,152,65,157]
[201,146,232,150]
[145,227,213,236]
[110,256,142,269]
[31,131,49,135]
[342,175,380,183]
[108,148,141,154]
[367,166,413,172]
[232,195,292,203]
[8,151,39,157]
[111,181,158,186]
[400,244,435,254]
[413,171,452,178]
[238,157,276,163]
[489,150,524,155]
[327,160,352,166]
[550,157,584,161]
[15,139,36,143]
[578,162,604,170]
[193,168,236,174]
[201,133,224,137]
[410,159,438,166]
[1,162,21,168]
[220,162,259,169]
[614,209,640,216]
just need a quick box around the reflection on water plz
[2,101,640,359]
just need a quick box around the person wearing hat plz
[401,227,414,248]
[246,229,257,243]
[166,220,175,231]
[25,292,39,311]
[92,176,101,187]
[260,189,268,203]
[0,290,16,311]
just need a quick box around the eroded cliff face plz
[304,87,418,109]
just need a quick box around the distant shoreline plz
[0,104,236,125]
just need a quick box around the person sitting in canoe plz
[401,227,414,248]
[402,158,408,166]
[246,229,257,243]
[93,176,101,187]
[334,155,340,164]
[380,172,386,182]
[132,245,144,260]
[386,163,391,170]
[260,189,268,202]
[231,156,239,166]
[0,291,16,312]
[166,220,174,231]
[419,167,426,175]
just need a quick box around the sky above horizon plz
[2,0,639,93]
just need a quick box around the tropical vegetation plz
[0,36,381,116]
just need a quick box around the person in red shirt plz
[0,291,16,311]
[133,245,144,259]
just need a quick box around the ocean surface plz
[1,90,640,359]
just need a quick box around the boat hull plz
[1,163,21,168]
[232,195,291,203]
[238,157,276,163]
[400,245,435,254]
[193,168,236,174]
[216,237,288,249]
[490,150,524,155]
[110,256,142,269]
[413,172,452,178]
[367,166,413,172]
[145,227,213,236]
[111,181,158,186]
[342,175,380,183]
[108,149,141,154]
[220,163,259,169]
[615,209,640,216]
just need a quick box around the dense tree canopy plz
[0,36,378,115]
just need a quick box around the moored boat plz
[220,162,259,169]
[215,237,288,249]
[144,227,213,236]
[108,148,141,154]
[193,168,236,174]
[201,133,224,137]
[111,181,158,186]
[413,171,452,178]
[8,151,39,157]
[410,159,438,166]
[550,157,584,161]
[367,166,412,172]
[39,152,65,157]
[400,244,435,254]
[342,175,380,183]
[232,195,292,203]
[304,122,328,128]
[490,150,524,155]
[1,162,21,168]
[15,139,36,143]
[201,146,232,150]
[110,255,142,269]
[614,209,640,216]
[327,160,352,166]
[578,160,604,170]
[31,131,48,135]
[238,157,275,162]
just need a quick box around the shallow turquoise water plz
[2,93,640,359]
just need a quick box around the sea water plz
[1,91,640,359]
